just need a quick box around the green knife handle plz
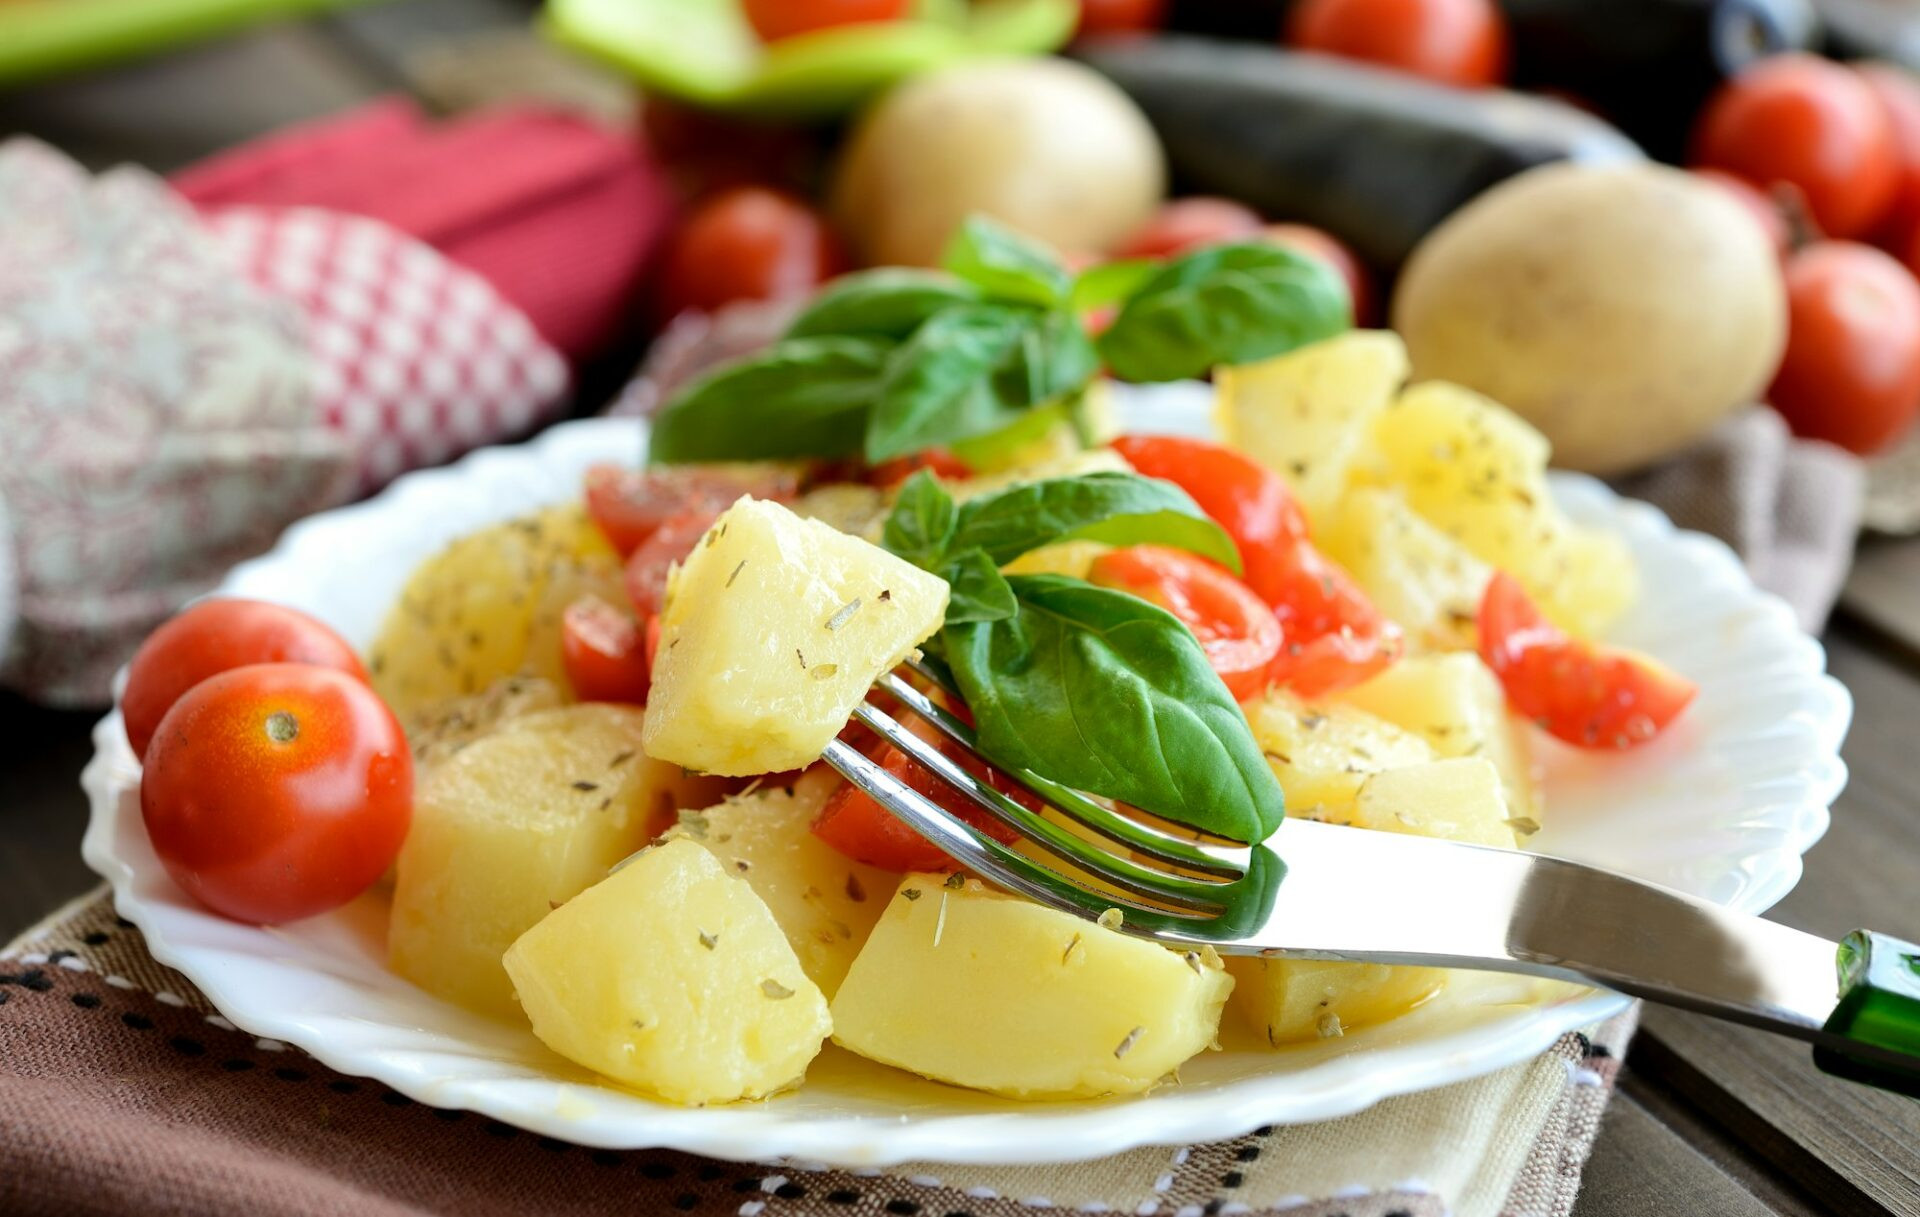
[1816,930,1920,1098]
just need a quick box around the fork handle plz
[1816,930,1920,1096]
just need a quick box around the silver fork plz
[821,659,1920,1096]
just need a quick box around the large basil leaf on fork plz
[943,574,1285,844]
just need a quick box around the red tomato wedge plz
[813,725,1027,872]
[1087,545,1282,700]
[561,595,652,705]
[1108,434,1398,696]
[867,447,973,489]
[1478,572,1696,749]
[623,508,724,617]
[584,464,800,557]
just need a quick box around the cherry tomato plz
[867,448,974,489]
[812,737,1026,872]
[1861,63,1920,250]
[624,508,723,617]
[140,664,412,925]
[1690,169,1793,261]
[122,599,367,761]
[742,0,908,42]
[1691,55,1897,240]
[561,595,652,704]
[1769,241,1920,455]
[1263,222,1375,325]
[1087,546,1282,700]
[656,187,849,319]
[1075,0,1167,37]
[1478,573,1695,750]
[1288,0,1509,88]
[584,464,799,557]
[1115,197,1265,259]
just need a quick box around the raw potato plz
[389,705,723,1018]
[1228,958,1445,1046]
[504,839,830,1105]
[1352,757,1517,847]
[643,498,949,776]
[1393,162,1787,475]
[1339,654,1539,826]
[664,770,892,998]
[1316,487,1490,653]
[831,877,1233,1098]
[1242,690,1435,823]
[369,504,625,727]
[1213,330,1409,529]
[830,58,1165,267]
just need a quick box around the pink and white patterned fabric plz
[207,206,570,495]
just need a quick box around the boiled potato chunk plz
[831,878,1233,1098]
[944,446,1134,504]
[665,770,892,998]
[1242,690,1435,823]
[407,675,565,776]
[1352,757,1517,847]
[1001,539,1114,580]
[1338,654,1539,826]
[1214,330,1408,529]
[370,504,624,727]
[390,705,722,1018]
[1228,958,1445,1045]
[1544,525,1639,641]
[504,839,830,1105]
[1318,488,1490,653]
[642,498,950,777]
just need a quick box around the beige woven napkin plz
[2,890,1633,1217]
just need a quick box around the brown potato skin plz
[1392,163,1787,475]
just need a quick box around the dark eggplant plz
[1074,37,1643,274]
[1499,0,1820,160]
[1814,0,1920,73]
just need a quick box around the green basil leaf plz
[1097,242,1350,383]
[942,215,1072,308]
[945,575,1284,842]
[992,308,1100,411]
[865,304,1035,463]
[879,469,957,570]
[952,472,1241,571]
[940,547,1019,624]
[649,337,890,464]
[786,270,983,341]
[1069,257,1160,312]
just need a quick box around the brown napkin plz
[2,890,1634,1217]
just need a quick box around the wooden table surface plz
[2,7,1918,1212]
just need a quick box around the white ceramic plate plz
[81,385,1852,1167]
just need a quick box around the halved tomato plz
[585,464,800,557]
[560,595,652,704]
[1087,545,1282,700]
[813,724,1027,872]
[623,508,723,617]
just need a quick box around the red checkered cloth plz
[206,205,571,495]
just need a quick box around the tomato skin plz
[1109,434,1309,566]
[584,464,799,557]
[1075,0,1167,36]
[1770,241,1920,455]
[1689,170,1792,261]
[742,0,908,41]
[122,599,367,762]
[656,187,849,319]
[624,508,725,617]
[1262,222,1375,325]
[1087,545,1282,700]
[1115,197,1264,259]
[140,664,412,925]
[812,741,1025,872]
[1288,0,1509,88]
[1691,55,1897,240]
[1861,64,1920,249]
[867,448,973,489]
[561,596,652,704]
[1478,573,1695,750]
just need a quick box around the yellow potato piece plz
[1228,958,1445,1046]
[1242,690,1436,824]
[1351,757,1518,848]
[1001,539,1114,580]
[1317,488,1490,653]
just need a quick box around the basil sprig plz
[879,471,1286,844]
[649,215,1348,466]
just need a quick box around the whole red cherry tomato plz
[1116,197,1264,259]
[1770,241,1920,455]
[1690,170,1793,261]
[1478,574,1695,750]
[656,187,849,319]
[742,0,907,42]
[1860,63,1920,250]
[1288,0,1509,88]
[561,595,652,704]
[122,599,367,761]
[813,734,1027,872]
[140,664,412,924]
[1076,0,1167,37]
[1691,55,1898,240]
[1088,545,1282,700]
[1263,222,1376,324]
[584,464,800,557]
[623,508,724,617]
